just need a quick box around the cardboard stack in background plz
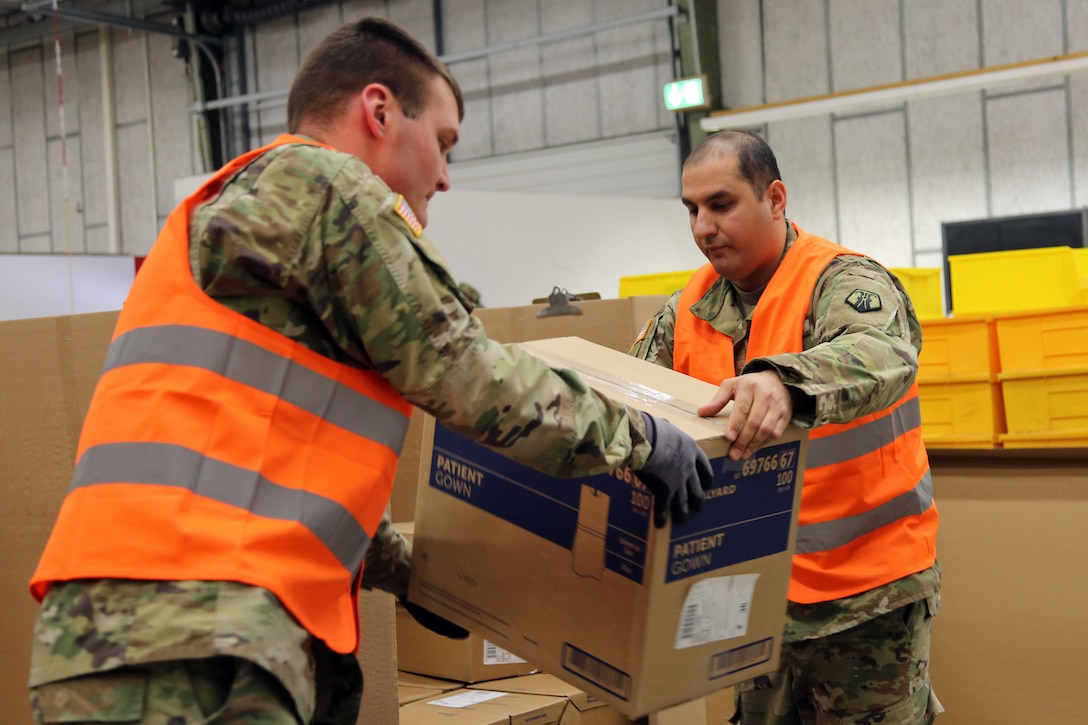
[0,311,399,725]
[408,336,808,717]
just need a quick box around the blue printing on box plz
[430,424,800,585]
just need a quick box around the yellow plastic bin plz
[948,246,1083,315]
[999,366,1088,435]
[889,267,944,319]
[918,375,1005,449]
[992,306,1088,373]
[917,316,999,380]
[618,270,696,298]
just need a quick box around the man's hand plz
[637,411,713,528]
[697,370,793,461]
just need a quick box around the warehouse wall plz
[2,0,1088,283]
[717,0,1088,269]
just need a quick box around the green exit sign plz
[663,75,710,111]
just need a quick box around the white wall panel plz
[19,234,52,254]
[445,0,491,160]
[298,4,344,58]
[43,32,79,139]
[1072,72,1088,207]
[541,2,599,147]
[0,51,11,148]
[250,15,299,147]
[448,131,679,198]
[11,46,49,239]
[48,137,84,254]
[116,122,156,256]
[76,32,106,234]
[833,111,913,267]
[0,149,15,252]
[907,94,989,258]
[763,0,829,102]
[341,0,388,22]
[986,88,1071,216]
[767,118,838,243]
[718,0,764,109]
[596,0,664,137]
[110,30,147,127]
[148,34,194,224]
[388,0,436,46]
[486,0,544,155]
[1070,0,1088,52]
[828,0,902,91]
[903,0,979,78]
[85,225,111,255]
[981,0,1064,64]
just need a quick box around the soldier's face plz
[381,75,460,228]
[681,153,787,292]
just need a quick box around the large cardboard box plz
[397,671,463,706]
[468,673,633,725]
[0,312,399,725]
[399,687,569,724]
[389,296,667,525]
[409,337,807,717]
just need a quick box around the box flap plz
[399,688,567,724]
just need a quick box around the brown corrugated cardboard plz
[396,602,538,683]
[399,687,568,724]
[394,522,539,683]
[409,337,807,717]
[390,296,667,526]
[468,673,632,725]
[472,295,666,355]
[0,311,398,725]
[397,671,463,706]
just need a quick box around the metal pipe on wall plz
[142,29,160,237]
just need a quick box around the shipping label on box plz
[409,338,806,717]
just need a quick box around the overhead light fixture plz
[701,50,1088,131]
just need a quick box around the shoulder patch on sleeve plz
[845,289,882,312]
[393,195,423,237]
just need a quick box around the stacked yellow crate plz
[993,307,1088,447]
[889,267,944,320]
[617,270,695,298]
[916,316,1005,448]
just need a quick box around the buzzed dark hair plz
[684,130,782,199]
[287,16,464,133]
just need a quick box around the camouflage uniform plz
[630,223,943,724]
[30,140,655,724]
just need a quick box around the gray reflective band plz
[104,325,409,452]
[805,397,922,469]
[73,442,371,572]
[795,469,933,554]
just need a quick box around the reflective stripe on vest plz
[673,225,937,602]
[31,134,412,653]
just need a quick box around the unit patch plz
[845,289,882,312]
[394,195,423,237]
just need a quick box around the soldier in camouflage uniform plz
[629,130,943,724]
[28,16,712,725]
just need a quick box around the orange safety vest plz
[674,225,937,603]
[30,135,413,654]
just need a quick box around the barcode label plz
[561,643,632,700]
[482,640,527,665]
[708,637,774,679]
[674,574,760,649]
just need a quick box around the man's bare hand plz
[697,370,793,460]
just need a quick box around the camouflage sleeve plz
[316,156,653,476]
[192,144,652,476]
[627,292,679,368]
[359,513,411,597]
[744,256,921,427]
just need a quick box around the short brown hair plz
[685,130,782,199]
[287,16,464,133]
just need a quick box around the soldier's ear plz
[361,83,392,137]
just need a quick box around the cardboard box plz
[399,687,568,724]
[409,337,807,717]
[394,522,538,683]
[0,311,398,725]
[397,671,463,706]
[469,673,633,725]
[390,296,668,526]
[396,602,538,683]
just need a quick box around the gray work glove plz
[637,411,712,528]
